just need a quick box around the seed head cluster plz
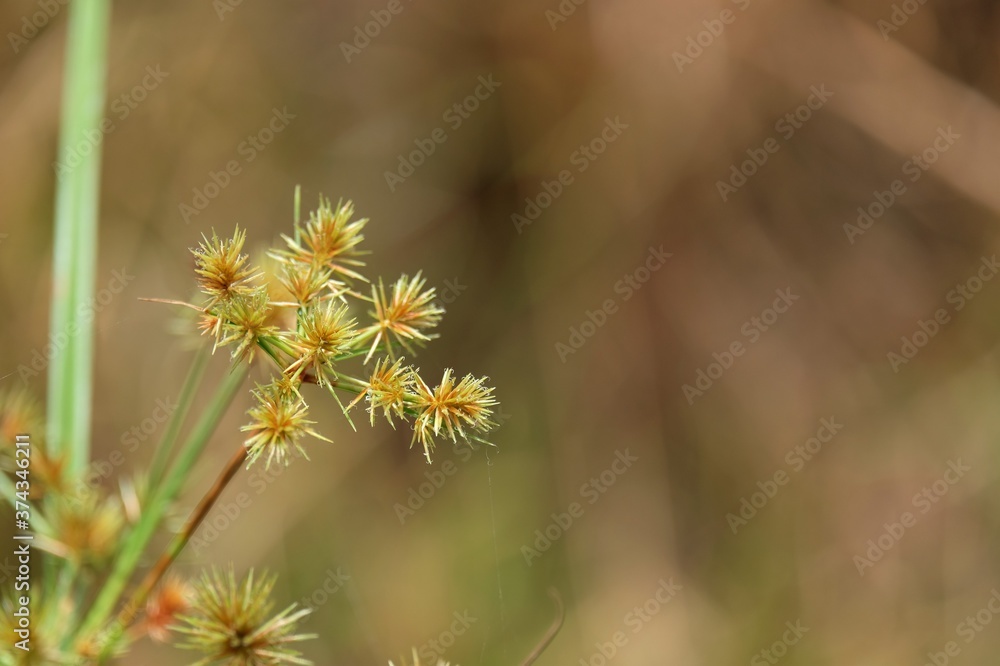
[149,192,503,666]
[178,194,499,471]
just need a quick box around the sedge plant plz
[2,0,514,662]
[1,193,500,665]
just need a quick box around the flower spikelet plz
[348,357,414,427]
[285,301,357,384]
[0,388,45,469]
[359,272,444,362]
[411,369,497,463]
[278,262,339,308]
[171,566,315,666]
[216,288,279,364]
[145,575,191,643]
[241,382,330,470]
[191,227,259,306]
[277,198,368,281]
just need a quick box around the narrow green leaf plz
[47,0,112,477]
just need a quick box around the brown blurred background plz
[4,0,1000,663]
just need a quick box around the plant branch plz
[113,443,248,641]
[73,363,247,651]
[146,345,211,493]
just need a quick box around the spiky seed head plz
[0,597,60,663]
[241,382,331,470]
[277,197,368,281]
[285,301,357,384]
[0,388,45,470]
[277,261,339,308]
[37,490,125,565]
[171,566,316,666]
[197,311,223,343]
[216,288,279,364]
[191,227,260,306]
[145,575,192,643]
[359,272,444,363]
[411,369,497,463]
[348,357,414,427]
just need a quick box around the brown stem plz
[113,444,248,632]
[520,588,565,666]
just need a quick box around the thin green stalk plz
[146,345,211,490]
[44,0,111,607]
[47,0,112,476]
[107,443,248,655]
[73,363,248,650]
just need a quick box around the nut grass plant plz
[2,191,501,665]
[102,193,498,661]
[4,0,505,659]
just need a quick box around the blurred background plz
[4,0,1000,663]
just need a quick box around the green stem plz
[105,443,248,658]
[256,337,288,369]
[44,0,111,605]
[47,0,111,476]
[265,335,298,359]
[73,363,248,651]
[146,345,211,491]
[330,373,367,390]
